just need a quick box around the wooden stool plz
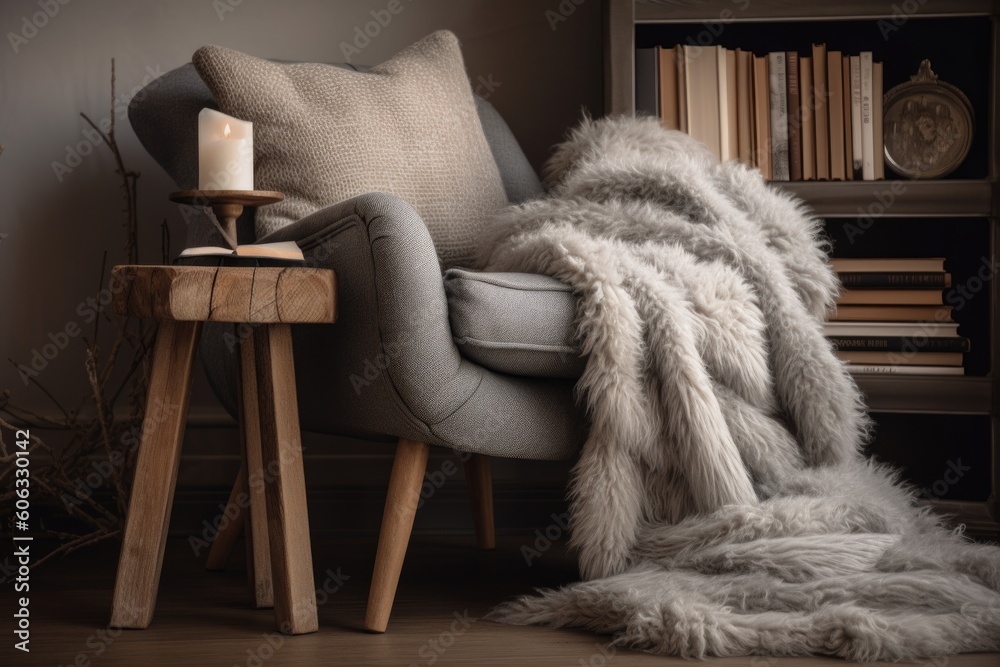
[108,264,337,635]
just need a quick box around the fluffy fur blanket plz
[480,117,1000,660]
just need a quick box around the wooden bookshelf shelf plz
[925,499,1000,538]
[774,179,996,217]
[856,375,993,414]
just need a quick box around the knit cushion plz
[192,31,507,268]
[444,269,585,378]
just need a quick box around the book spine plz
[676,45,688,133]
[873,61,885,179]
[768,52,790,180]
[836,350,963,366]
[800,56,815,180]
[829,258,946,273]
[842,55,854,180]
[811,44,829,180]
[824,324,961,338]
[847,365,964,376]
[786,52,802,181]
[860,51,874,181]
[658,46,679,130]
[684,45,722,159]
[725,49,738,161]
[829,306,953,322]
[635,48,659,118]
[753,55,772,178]
[736,49,753,165]
[827,52,845,180]
[850,55,862,173]
[828,336,970,353]
[718,48,733,161]
[835,290,943,306]
[838,272,952,289]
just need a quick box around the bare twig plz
[5,359,72,423]
[0,59,163,567]
[85,349,126,504]
[32,530,120,569]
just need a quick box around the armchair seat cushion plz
[444,269,585,378]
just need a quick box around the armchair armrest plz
[198,191,582,458]
[256,192,481,428]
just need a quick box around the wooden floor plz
[4,534,998,666]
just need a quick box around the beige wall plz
[0,0,602,418]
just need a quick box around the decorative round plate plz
[883,60,974,179]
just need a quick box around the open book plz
[178,241,304,261]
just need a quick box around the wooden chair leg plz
[364,437,430,633]
[254,324,317,634]
[205,469,246,571]
[464,454,496,550]
[239,331,273,608]
[111,321,201,629]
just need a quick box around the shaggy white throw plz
[480,117,1000,660]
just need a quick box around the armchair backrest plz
[129,61,544,245]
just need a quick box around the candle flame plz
[223,123,232,139]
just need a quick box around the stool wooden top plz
[112,265,337,324]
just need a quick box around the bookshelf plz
[776,180,994,217]
[605,0,1000,532]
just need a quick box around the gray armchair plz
[129,62,587,632]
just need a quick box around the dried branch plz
[0,58,163,566]
[32,529,120,569]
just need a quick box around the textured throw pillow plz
[192,31,507,268]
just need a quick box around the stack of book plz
[825,258,968,375]
[636,44,885,181]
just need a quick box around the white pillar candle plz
[198,108,253,190]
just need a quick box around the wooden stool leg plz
[111,321,201,629]
[205,469,246,571]
[364,438,430,633]
[464,454,496,550]
[254,324,317,634]
[239,331,273,608]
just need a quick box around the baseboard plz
[186,405,237,426]
[170,490,999,538]
[170,483,571,540]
